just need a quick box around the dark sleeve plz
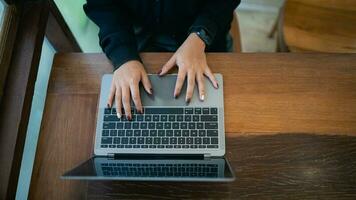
[83,0,140,71]
[189,0,241,46]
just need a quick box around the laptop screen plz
[62,156,235,182]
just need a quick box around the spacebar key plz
[145,107,183,114]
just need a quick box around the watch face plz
[197,29,211,46]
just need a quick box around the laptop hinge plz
[107,153,205,160]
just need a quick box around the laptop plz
[62,74,235,182]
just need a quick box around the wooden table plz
[29,53,356,199]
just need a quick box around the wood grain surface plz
[29,53,356,199]
[87,134,356,200]
[283,0,356,52]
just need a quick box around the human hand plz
[107,60,152,120]
[158,33,218,103]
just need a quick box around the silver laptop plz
[62,74,235,182]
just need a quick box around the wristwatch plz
[190,27,213,47]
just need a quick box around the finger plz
[196,73,205,101]
[204,67,218,89]
[130,82,143,114]
[185,71,195,103]
[107,82,115,108]
[115,87,122,118]
[141,70,153,95]
[121,86,132,120]
[174,69,187,98]
[159,55,176,76]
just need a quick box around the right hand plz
[107,60,152,120]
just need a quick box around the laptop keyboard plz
[100,107,219,149]
[101,162,218,178]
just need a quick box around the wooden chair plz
[278,0,356,52]
[230,12,242,52]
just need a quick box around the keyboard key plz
[126,130,133,136]
[211,138,218,144]
[104,108,111,114]
[194,108,201,114]
[121,138,128,144]
[189,123,195,129]
[174,145,182,148]
[190,145,198,149]
[111,108,117,114]
[153,115,160,121]
[117,130,125,136]
[117,145,124,148]
[142,130,149,136]
[198,130,206,137]
[207,145,218,148]
[145,138,153,144]
[141,145,148,148]
[125,145,133,148]
[102,130,109,136]
[184,115,192,121]
[104,115,120,121]
[156,122,163,129]
[138,137,144,144]
[166,130,173,136]
[101,145,108,148]
[148,122,155,129]
[166,145,173,148]
[162,138,169,144]
[194,138,202,144]
[125,122,132,129]
[193,115,200,121]
[133,145,140,148]
[145,115,152,121]
[134,130,141,136]
[207,130,218,136]
[109,145,116,148]
[186,138,193,144]
[103,122,115,129]
[129,138,137,144]
[177,115,184,121]
[140,122,148,129]
[178,138,185,144]
[136,115,144,121]
[180,122,187,129]
[101,137,112,144]
[164,122,171,129]
[158,130,165,136]
[116,122,124,129]
[174,130,181,136]
[211,108,218,114]
[170,138,177,144]
[149,145,157,148]
[197,123,203,129]
[169,115,176,121]
[158,145,165,148]
[198,145,206,148]
[145,108,183,114]
[201,115,218,122]
[149,130,157,136]
[205,122,218,129]
[161,115,168,121]
[182,145,189,148]
[154,137,161,144]
[132,122,139,129]
[182,130,189,136]
[110,130,117,136]
[203,138,210,144]
[172,123,179,129]
[190,130,198,137]
[185,108,193,114]
[203,108,210,114]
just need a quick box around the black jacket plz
[84,0,240,70]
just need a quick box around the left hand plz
[158,33,219,103]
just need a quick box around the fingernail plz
[127,115,132,121]
[186,98,191,103]
[149,88,153,94]
[117,112,121,119]
[216,83,219,89]
[200,94,205,101]
[157,69,162,76]
[107,103,111,108]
